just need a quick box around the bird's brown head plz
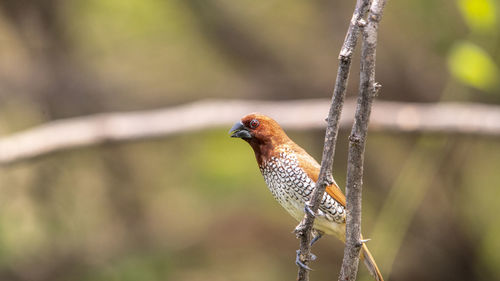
[229,113,291,164]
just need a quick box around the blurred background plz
[0,0,499,280]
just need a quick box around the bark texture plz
[293,0,372,280]
[339,0,388,280]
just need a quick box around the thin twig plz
[1,99,499,166]
[339,0,387,280]
[293,0,372,280]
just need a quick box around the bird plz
[229,113,384,281]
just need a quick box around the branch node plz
[357,18,367,27]
[355,240,364,248]
[339,51,350,61]
[326,175,335,186]
[373,82,382,97]
[294,221,307,238]
[348,134,361,144]
[370,13,382,22]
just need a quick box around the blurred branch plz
[340,0,387,280]
[1,99,500,165]
[293,0,371,279]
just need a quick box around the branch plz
[293,0,371,280]
[340,0,387,280]
[0,99,499,165]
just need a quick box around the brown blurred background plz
[0,0,499,280]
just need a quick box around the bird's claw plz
[310,231,323,246]
[304,203,316,217]
[295,250,313,271]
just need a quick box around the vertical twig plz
[338,0,387,281]
[293,0,371,280]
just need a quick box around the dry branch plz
[293,0,371,280]
[0,99,499,165]
[340,0,387,280]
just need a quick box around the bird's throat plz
[248,140,275,166]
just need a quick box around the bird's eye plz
[249,119,260,129]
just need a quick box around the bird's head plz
[229,113,291,156]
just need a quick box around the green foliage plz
[447,41,500,91]
[457,0,498,33]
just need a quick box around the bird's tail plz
[360,243,384,281]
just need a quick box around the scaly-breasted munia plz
[229,113,383,281]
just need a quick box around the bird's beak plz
[229,121,252,139]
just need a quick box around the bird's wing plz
[293,145,346,207]
[325,181,346,207]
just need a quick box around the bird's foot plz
[310,231,323,247]
[304,203,316,217]
[295,250,316,271]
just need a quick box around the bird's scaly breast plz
[259,147,346,226]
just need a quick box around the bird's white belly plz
[280,196,307,221]
[260,150,346,240]
[279,195,345,240]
